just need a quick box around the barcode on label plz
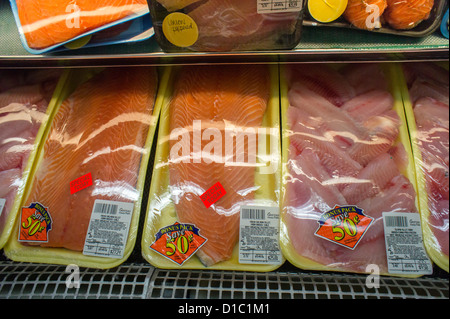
[385,216,408,227]
[94,202,118,215]
[242,208,266,220]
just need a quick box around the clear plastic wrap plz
[4,67,163,269]
[280,63,431,276]
[142,65,283,271]
[0,69,63,250]
[10,0,151,54]
[401,62,449,273]
[305,0,445,37]
[342,0,435,30]
[148,0,305,52]
[384,0,435,30]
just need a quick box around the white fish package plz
[148,0,305,52]
[280,63,434,277]
[0,69,63,249]
[401,62,449,273]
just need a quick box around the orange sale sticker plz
[150,222,207,266]
[19,203,53,243]
[315,205,374,250]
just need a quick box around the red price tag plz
[70,173,93,195]
[200,182,226,208]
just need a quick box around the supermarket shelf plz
[1,1,449,303]
[0,261,448,299]
[0,2,448,68]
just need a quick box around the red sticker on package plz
[18,203,53,243]
[70,172,93,195]
[315,206,374,250]
[200,182,226,208]
[150,222,207,265]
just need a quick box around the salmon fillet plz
[343,0,388,30]
[16,0,148,49]
[25,67,157,251]
[169,65,270,266]
[384,0,434,30]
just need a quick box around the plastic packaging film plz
[343,0,435,30]
[142,65,284,271]
[306,0,446,37]
[0,69,64,250]
[9,0,150,54]
[4,67,164,269]
[400,62,449,273]
[148,0,305,52]
[279,63,434,277]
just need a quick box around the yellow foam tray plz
[141,65,284,272]
[4,67,168,269]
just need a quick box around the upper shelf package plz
[9,0,153,54]
[304,0,447,37]
[148,0,305,52]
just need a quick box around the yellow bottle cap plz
[308,0,348,23]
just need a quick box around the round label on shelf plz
[308,0,348,23]
[162,12,199,48]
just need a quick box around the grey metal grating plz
[0,261,448,299]
[0,262,153,299]
[147,268,449,300]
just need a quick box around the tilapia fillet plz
[284,64,417,274]
[407,63,449,259]
[0,69,60,239]
[16,0,148,49]
[169,65,270,266]
[25,67,157,251]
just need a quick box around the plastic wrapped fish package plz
[306,0,445,37]
[280,63,434,277]
[4,67,164,269]
[142,65,283,271]
[148,0,305,52]
[401,62,449,273]
[344,0,435,30]
[0,69,63,250]
[10,0,152,54]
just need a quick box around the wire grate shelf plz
[0,261,447,299]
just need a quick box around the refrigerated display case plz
[0,0,448,301]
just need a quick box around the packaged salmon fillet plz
[4,67,166,269]
[141,65,284,271]
[0,69,64,250]
[400,62,449,273]
[280,63,434,277]
[147,0,305,52]
[9,0,153,54]
[305,0,446,37]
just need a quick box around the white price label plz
[257,0,303,14]
[239,205,283,265]
[0,198,5,219]
[83,200,134,259]
[383,212,433,275]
